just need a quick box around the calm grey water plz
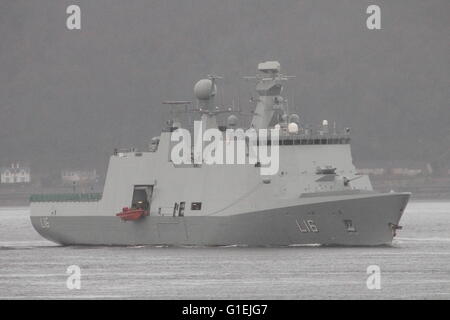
[0,201,449,299]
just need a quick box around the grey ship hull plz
[30,192,410,246]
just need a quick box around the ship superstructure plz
[30,61,410,246]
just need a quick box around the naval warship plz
[30,61,410,246]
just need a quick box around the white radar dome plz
[194,79,217,100]
[288,122,299,134]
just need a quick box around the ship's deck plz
[30,193,102,202]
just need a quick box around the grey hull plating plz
[31,193,409,246]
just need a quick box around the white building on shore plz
[0,163,31,184]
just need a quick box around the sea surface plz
[0,201,449,299]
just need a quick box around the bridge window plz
[191,202,202,210]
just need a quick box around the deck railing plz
[30,193,102,202]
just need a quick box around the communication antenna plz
[162,101,192,105]
[286,98,289,116]
[220,85,225,109]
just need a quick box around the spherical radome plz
[288,122,299,134]
[194,79,217,100]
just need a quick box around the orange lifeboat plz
[116,207,148,221]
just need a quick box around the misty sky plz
[0,0,449,174]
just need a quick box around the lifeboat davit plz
[116,207,148,221]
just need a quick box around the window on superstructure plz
[191,202,202,210]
